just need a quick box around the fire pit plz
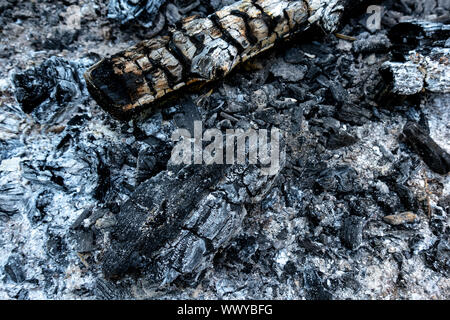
[0,0,449,300]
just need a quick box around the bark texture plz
[85,0,348,119]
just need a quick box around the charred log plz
[102,161,282,282]
[388,21,450,59]
[85,0,350,119]
[376,21,450,107]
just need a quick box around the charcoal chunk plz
[270,61,307,82]
[286,84,308,102]
[136,149,158,183]
[101,162,279,283]
[335,104,372,126]
[46,233,67,265]
[353,32,391,54]
[15,289,29,300]
[425,234,450,277]
[316,165,359,194]
[326,131,358,150]
[394,183,418,212]
[108,0,166,27]
[303,267,332,300]
[4,255,25,283]
[12,56,93,123]
[74,229,97,253]
[432,238,450,276]
[402,121,450,175]
[327,81,349,106]
[0,181,29,219]
[340,216,364,249]
[32,190,53,223]
[71,207,93,230]
[284,48,307,64]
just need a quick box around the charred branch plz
[85,0,350,119]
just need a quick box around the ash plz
[0,0,449,299]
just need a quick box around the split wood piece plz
[85,0,349,119]
[383,212,419,226]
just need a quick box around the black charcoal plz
[402,121,450,175]
[108,0,166,27]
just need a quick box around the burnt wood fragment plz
[85,0,350,119]
[380,48,450,96]
[340,216,364,250]
[402,121,450,175]
[376,21,450,107]
[388,21,450,58]
[102,163,281,283]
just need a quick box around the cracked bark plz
[376,21,450,106]
[85,0,349,119]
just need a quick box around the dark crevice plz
[229,10,258,45]
[134,59,158,96]
[209,13,245,55]
[251,0,278,36]
[145,52,178,89]
[166,31,193,80]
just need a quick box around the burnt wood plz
[85,0,349,119]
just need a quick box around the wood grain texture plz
[85,0,348,119]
